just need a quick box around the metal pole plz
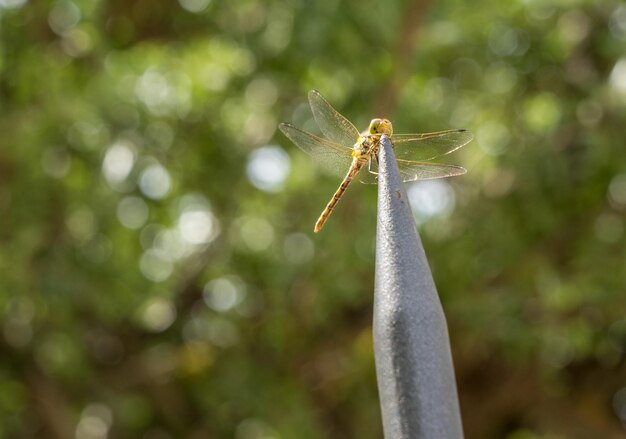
[373,134,464,439]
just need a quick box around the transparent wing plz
[362,158,466,183]
[359,158,379,184]
[390,129,473,161]
[308,90,360,147]
[396,159,467,182]
[279,123,353,178]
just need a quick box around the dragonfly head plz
[368,118,393,136]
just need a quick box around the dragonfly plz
[279,90,472,233]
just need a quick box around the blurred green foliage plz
[1,0,625,438]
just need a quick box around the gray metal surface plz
[373,135,464,439]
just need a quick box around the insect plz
[279,90,472,233]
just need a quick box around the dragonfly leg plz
[370,155,380,175]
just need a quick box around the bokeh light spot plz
[139,163,172,200]
[483,63,518,95]
[135,69,169,111]
[245,77,278,108]
[0,0,27,9]
[178,0,211,13]
[523,93,561,133]
[244,113,277,146]
[488,25,528,57]
[66,207,96,242]
[260,9,293,54]
[477,121,510,156]
[140,298,176,332]
[203,276,246,312]
[612,387,626,423]
[608,174,626,209]
[61,28,94,58]
[102,141,135,189]
[201,63,230,92]
[48,0,80,35]
[541,334,574,368]
[140,224,165,251]
[76,403,113,439]
[153,229,190,261]
[609,58,626,95]
[117,196,149,230]
[609,6,626,41]
[558,10,590,45]
[482,168,516,199]
[407,180,456,223]
[67,120,107,151]
[178,209,217,245]
[236,217,275,252]
[427,21,462,47]
[139,250,173,282]
[246,145,290,192]
[175,193,220,248]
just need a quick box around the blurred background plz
[1,0,625,438]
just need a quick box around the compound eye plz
[369,119,383,134]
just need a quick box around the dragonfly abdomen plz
[313,161,363,233]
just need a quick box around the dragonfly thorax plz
[368,118,393,136]
[351,118,393,161]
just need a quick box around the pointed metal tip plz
[374,134,463,439]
